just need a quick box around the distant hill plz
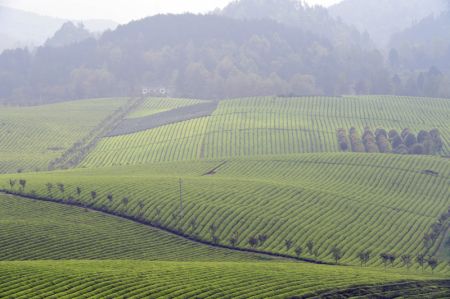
[329,0,447,46]
[218,0,373,49]
[45,22,93,48]
[390,11,450,72]
[0,13,391,104]
[0,5,118,53]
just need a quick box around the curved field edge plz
[2,153,449,269]
[0,260,441,299]
[0,193,266,262]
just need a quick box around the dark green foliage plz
[349,128,365,152]
[404,133,417,147]
[345,127,443,156]
[410,143,425,155]
[362,127,379,153]
[337,128,350,151]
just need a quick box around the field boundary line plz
[0,190,337,266]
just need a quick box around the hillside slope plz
[0,193,261,261]
[0,98,127,174]
[3,153,449,269]
[81,96,450,168]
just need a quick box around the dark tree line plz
[3,179,447,273]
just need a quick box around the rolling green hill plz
[0,98,127,174]
[3,153,449,270]
[1,95,449,297]
[81,96,450,168]
[2,193,446,298]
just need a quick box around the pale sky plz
[0,0,342,23]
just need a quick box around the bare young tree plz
[307,240,314,255]
[358,250,371,267]
[295,246,303,258]
[401,254,412,270]
[248,236,259,249]
[285,239,293,251]
[19,179,27,192]
[416,254,426,272]
[330,246,343,264]
[46,183,53,197]
[427,257,439,274]
[76,186,82,198]
[9,179,16,190]
[258,234,268,246]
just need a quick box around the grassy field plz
[81,96,450,168]
[0,98,127,174]
[4,153,449,270]
[0,260,443,299]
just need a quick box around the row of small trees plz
[338,127,443,155]
[4,180,447,273]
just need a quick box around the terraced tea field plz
[2,193,445,298]
[0,193,261,261]
[81,96,450,168]
[4,153,449,270]
[0,260,442,299]
[1,95,449,297]
[0,98,127,174]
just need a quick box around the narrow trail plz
[0,190,336,266]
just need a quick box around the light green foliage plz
[5,153,449,269]
[0,98,127,174]
[81,96,450,168]
[0,194,261,261]
[0,260,437,299]
[126,97,205,119]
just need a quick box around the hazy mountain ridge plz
[0,5,118,53]
[389,10,450,76]
[218,0,373,49]
[329,0,447,46]
[45,22,93,48]
[0,13,389,104]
